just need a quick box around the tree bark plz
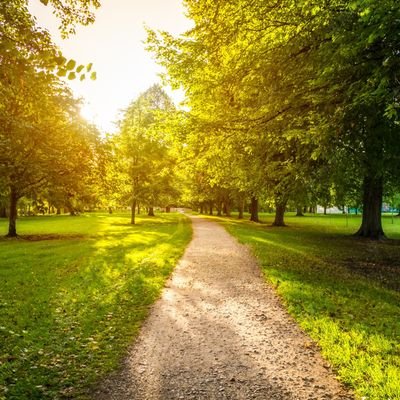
[0,207,7,218]
[250,197,259,222]
[166,206,171,213]
[148,206,155,216]
[324,206,327,215]
[238,200,244,219]
[296,207,304,216]
[131,199,136,224]
[7,187,18,237]
[355,175,385,239]
[217,202,222,216]
[223,201,231,217]
[273,199,287,226]
[209,201,213,215]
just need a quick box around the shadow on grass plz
[216,216,400,399]
[0,212,192,399]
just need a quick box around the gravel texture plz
[94,215,353,400]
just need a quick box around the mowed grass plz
[0,212,192,399]
[213,213,400,400]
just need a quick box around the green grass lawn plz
[212,212,400,400]
[0,212,192,399]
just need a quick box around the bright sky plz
[28,0,191,133]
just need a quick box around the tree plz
[316,0,400,238]
[113,85,178,224]
[0,0,101,236]
[0,69,100,236]
[148,0,400,238]
[147,0,323,227]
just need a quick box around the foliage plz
[38,0,100,38]
[0,212,191,399]
[147,0,400,237]
[110,85,180,222]
[0,0,102,235]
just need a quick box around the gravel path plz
[94,216,352,400]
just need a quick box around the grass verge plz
[0,212,191,399]
[213,213,400,400]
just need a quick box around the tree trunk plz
[131,199,136,224]
[217,202,222,216]
[223,201,231,217]
[56,207,61,215]
[200,203,204,214]
[148,206,155,217]
[67,201,76,216]
[166,206,171,213]
[238,200,244,219]
[7,187,18,237]
[303,206,307,214]
[108,206,113,214]
[137,203,141,215]
[209,201,213,215]
[0,207,7,218]
[355,175,385,239]
[296,207,304,216]
[273,199,287,226]
[250,197,259,222]
[324,206,327,215]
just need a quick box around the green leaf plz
[80,74,86,81]
[68,72,76,80]
[57,69,67,77]
[66,59,76,71]
[76,65,85,73]
[86,63,93,72]
[90,72,97,81]
[55,56,67,66]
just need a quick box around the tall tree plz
[148,0,400,238]
[114,85,178,224]
[0,0,101,236]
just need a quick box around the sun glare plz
[28,0,192,133]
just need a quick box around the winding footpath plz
[94,216,352,400]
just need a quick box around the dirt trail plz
[94,215,352,399]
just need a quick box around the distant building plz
[316,206,342,214]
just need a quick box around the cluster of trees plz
[146,0,400,239]
[0,1,182,236]
[103,85,181,224]
[2,0,399,240]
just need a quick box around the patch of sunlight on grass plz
[211,214,400,400]
[0,212,192,399]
